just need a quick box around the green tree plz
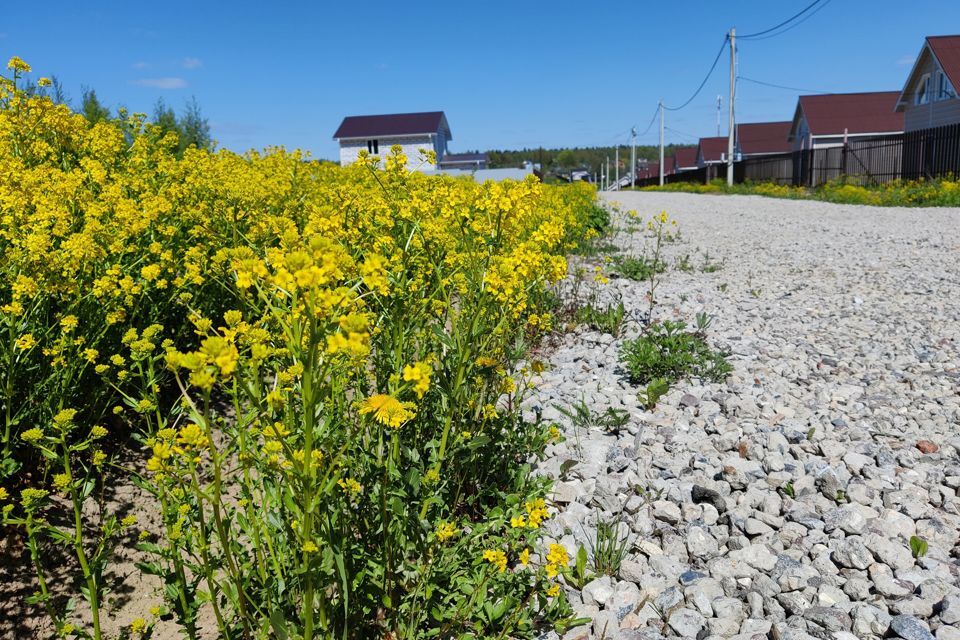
[152,98,179,140]
[555,149,577,168]
[178,96,211,153]
[81,88,111,125]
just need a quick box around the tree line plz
[21,74,212,156]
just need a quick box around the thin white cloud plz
[897,54,916,67]
[132,61,149,69]
[182,57,202,69]
[133,77,188,89]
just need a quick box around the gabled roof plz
[896,35,960,110]
[737,121,792,155]
[674,147,698,170]
[333,111,452,140]
[697,136,728,163]
[788,92,903,140]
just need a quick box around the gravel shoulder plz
[530,192,960,640]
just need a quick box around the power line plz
[637,103,661,136]
[738,75,831,95]
[664,36,729,112]
[738,0,832,42]
[738,0,827,40]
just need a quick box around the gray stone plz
[940,593,960,625]
[581,576,614,607]
[691,485,727,513]
[832,537,873,570]
[666,607,704,637]
[889,615,935,640]
[851,603,892,638]
[803,605,852,632]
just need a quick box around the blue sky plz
[5,1,957,159]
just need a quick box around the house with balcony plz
[895,35,960,131]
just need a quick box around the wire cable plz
[636,103,662,136]
[664,36,729,112]
[738,0,827,40]
[738,75,831,95]
[739,0,832,42]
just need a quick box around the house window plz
[916,74,930,105]
[936,71,954,101]
[366,140,379,154]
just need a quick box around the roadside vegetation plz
[642,176,960,206]
[0,56,608,639]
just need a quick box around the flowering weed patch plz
[0,58,600,638]
[642,177,960,206]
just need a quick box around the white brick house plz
[333,111,451,170]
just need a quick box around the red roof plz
[698,136,728,163]
[928,36,960,96]
[333,111,451,140]
[737,121,792,155]
[791,92,903,139]
[674,147,698,169]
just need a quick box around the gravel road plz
[530,192,960,640]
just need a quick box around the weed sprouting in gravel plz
[592,519,630,577]
[575,301,626,336]
[620,318,731,396]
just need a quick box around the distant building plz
[673,147,699,172]
[736,121,792,158]
[895,35,960,131]
[696,136,729,167]
[437,152,488,170]
[332,111,451,169]
[787,92,903,150]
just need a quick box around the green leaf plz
[910,535,928,559]
[269,610,290,640]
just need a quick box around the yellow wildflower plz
[434,521,457,542]
[358,394,415,428]
[482,549,507,573]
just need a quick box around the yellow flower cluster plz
[482,549,507,573]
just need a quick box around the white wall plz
[338,134,444,171]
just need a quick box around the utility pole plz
[727,27,736,186]
[658,101,665,186]
[605,156,609,190]
[615,146,619,190]
[630,127,637,188]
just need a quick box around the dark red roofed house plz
[895,35,960,131]
[696,136,729,167]
[735,121,792,158]
[333,111,451,170]
[673,147,698,172]
[787,92,904,150]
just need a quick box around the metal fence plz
[635,123,960,188]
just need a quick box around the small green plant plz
[620,320,732,387]
[615,255,666,281]
[640,377,670,410]
[749,289,762,298]
[718,283,728,292]
[675,254,694,272]
[910,535,928,559]
[592,519,630,577]
[557,397,630,434]
[807,427,816,441]
[701,251,723,273]
[575,301,626,336]
[781,481,795,499]
[834,489,848,504]
[564,544,593,590]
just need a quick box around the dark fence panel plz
[630,125,960,189]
